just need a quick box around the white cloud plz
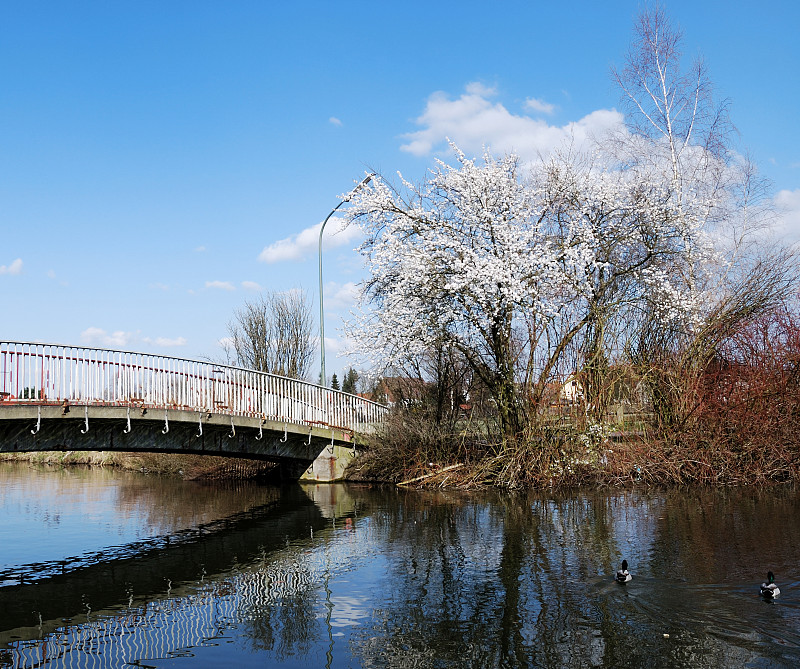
[259,217,364,264]
[80,327,187,350]
[524,97,556,115]
[0,258,23,275]
[774,188,800,244]
[143,336,187,347]
[194,245,206,253]
[465,81,497,97]
[324,335,345,359]
[329,116,343,126]
[400,83,623,160]
[205,280,235,291]
[80,327,133,348]
[241,280,262,291]
[324,281,360,311]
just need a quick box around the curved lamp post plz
[318,173,374,386]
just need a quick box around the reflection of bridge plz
[1,483,368,666]
[0,483,352,648]
[0,342,388,480]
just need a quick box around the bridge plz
[0,341,388,481]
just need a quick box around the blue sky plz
[1,1,798,381]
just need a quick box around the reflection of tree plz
[242,592,317,658]
[523,493,627,668]
[496,498,533,665]
[349,488,800,668]
[5,484,800,667]
[239,567,319,658]
[650,486,800,583]
[2,462,289,540]
[348,491,552,667]
[643,486,800,667]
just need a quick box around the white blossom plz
[343,144,719,428]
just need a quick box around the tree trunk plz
[581,315,610,422]
[492,322,522,439]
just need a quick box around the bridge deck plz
[0,342,389,480]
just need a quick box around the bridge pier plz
[0,405,360,482]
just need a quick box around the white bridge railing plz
[0,342,387,434]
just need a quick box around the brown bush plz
[678,308,800,482]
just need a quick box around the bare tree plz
[631,249,799,432]
[227,290,316,380]
[389,340,474,426]
[611,5,732,179]
[609,4,737,305]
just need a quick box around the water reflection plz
[353,487,800,668]
[0,461,297,582]
[0,468,798,668]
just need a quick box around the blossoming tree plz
[532,154,714,417]
[345,142,713,436]
[345,149,575,436]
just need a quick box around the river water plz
[0,462,798,668]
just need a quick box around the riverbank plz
[3,413,797,489]
[0,451,279,480]
[347,412,800,490]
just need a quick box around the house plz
[560,378,583,404]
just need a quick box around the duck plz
[616,559,632,583]
[760,571,780,599]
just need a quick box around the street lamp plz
[318,173,374,387]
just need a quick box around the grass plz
[0,451,279,480]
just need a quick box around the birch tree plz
[611,6,796,429]
[611,5,731,204]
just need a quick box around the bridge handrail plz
[0,341,388,433]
